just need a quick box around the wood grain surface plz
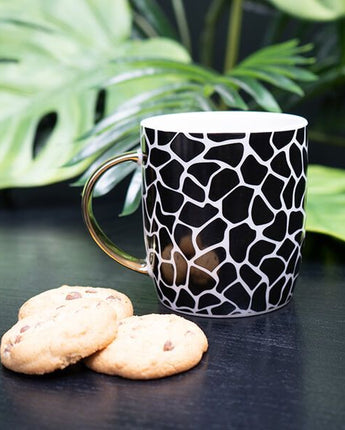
[0,196,344,430]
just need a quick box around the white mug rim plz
[140,111,308,133]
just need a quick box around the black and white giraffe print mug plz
[82,111,308,318]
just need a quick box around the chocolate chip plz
[14,335,22,344]
[20,325,30,333]
[65,292,82,300]
[106,295,121,301]
[163,340,174,351]
[185,330,194,336]
[4,346,12,355]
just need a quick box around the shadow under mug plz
[82,111,308,318]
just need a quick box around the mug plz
[82,111,308,318]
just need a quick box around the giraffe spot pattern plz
[141,127,307,317]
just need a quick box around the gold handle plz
[81,151,148,275]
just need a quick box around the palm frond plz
[71,39,316,215]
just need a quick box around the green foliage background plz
[0,0,344,243]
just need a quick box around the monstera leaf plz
[0,0,189,188]
[268,0,345,21]
[306,165,345,241]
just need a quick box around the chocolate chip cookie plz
[18,285,133,320]
[1,298,117,374]
[85,313,208,379]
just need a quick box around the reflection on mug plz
[161,234,220,290]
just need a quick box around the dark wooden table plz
[1,192,344,429]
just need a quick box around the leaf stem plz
[132,12,158,38]
[224,0,243,72]
[172,0,192,53]
[200,0,226,67]
[338,18,345,65]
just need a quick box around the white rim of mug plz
[140,111,308,133]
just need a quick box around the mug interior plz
[141,111,308,133]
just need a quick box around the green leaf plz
[72,95,206,164]
[89,82,201,137]
[212,83,249,110]
[93,157,138,197]
[255,40,312,56]
[70,117,139,164]
[306,165,345,241]
[104,58,218,87]
[230,68,304,96]
[308,164,345,194]
[243,55,315,67]
[263,65,318,82]
[240,40,315,67]
[130,0,178,39]
[268,0,345,21]
[228,76,281,112]
[223,40,316,110]
[72,135,140,187]
[0,0,190,188]
[119,166,142,216]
